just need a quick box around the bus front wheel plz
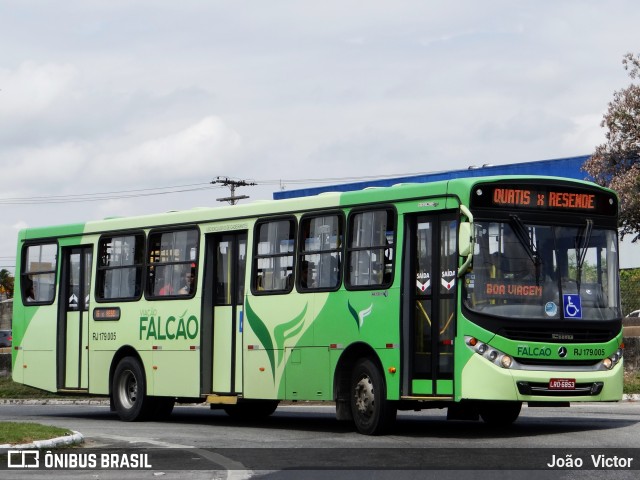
[350,358,396,435]
[112,356,152,422]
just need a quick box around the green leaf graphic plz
[245,299,276,380]
[274,304,308,366]
[348,300,360,331]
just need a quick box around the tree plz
[620,268,640,316]
[0,269,14,299]
[583,53,640,242]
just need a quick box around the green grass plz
[0,377,82,445]
[624,372,640,394]
[0,376,62,399]
[0,422,71,445]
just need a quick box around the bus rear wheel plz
[479,401,522,426]
[112,356,153,422]
[350,358,396,435]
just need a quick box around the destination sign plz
[471,182,617,215]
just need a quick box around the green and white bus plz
[12,176,623,434]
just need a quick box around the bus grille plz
[498,327,615,343]
[517,381,604,397]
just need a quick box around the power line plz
[0,184,223,205]
[0,169,444,206]
[0,169,445,265]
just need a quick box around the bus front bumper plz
[460,352,623,403]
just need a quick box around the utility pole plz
[211,177,256,205]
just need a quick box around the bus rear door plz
[202,231,247,395]
[57,245,93,391]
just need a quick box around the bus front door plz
[202,232,247,395]
[58,245,93,391]
[402,214,457,398]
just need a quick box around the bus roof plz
[17,174,603,241]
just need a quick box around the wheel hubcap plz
[118,370,138,409]
[354,375,375,418]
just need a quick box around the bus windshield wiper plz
[509,214,542,283]
[575,219,593,291]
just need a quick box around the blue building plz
[273,153,639,268]
[273,155,590,200]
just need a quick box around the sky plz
[1,0,639,272]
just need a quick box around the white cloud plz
[0,61,77,118]
[0,115,241,198]
[562,114,607,155]
[1,141,88,195]
[92,116,242,184]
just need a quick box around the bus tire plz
[479,401,522,426]
[350,358,396,435]
[112,356,152,422]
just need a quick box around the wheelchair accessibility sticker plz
[563,294,582,319]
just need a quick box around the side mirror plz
[458,205,474,277]
[459,222,472,257]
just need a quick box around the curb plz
[0,430,84,451]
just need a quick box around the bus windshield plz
[463,220,620,321]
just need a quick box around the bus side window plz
[346,209,395,289]
[252,218,295,294]
[96,233,144,301]
[22,243,58,305]
[298,213,344,292]
[147,228,199,299]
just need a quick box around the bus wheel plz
[479,401,522,426]
[350,358,396,435]
[112,356,152,421]
[223,400,279,420]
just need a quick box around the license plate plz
[549,378,576,390]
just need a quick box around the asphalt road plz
[1,401,640,479]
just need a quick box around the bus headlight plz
[465,336,513,369]
[500,355,513,369]
[603,347,623,370]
